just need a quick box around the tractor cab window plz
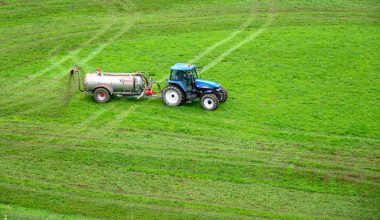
[170,70,193,89]
[191,68,198,79]
[176,70,186,81]
[170,70,179,80]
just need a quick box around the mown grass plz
[0,0,379,219]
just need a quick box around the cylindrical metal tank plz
[84,73,146,94]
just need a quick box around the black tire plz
[93,87,111,103]
[218,87,228,103]
[200,93,219,111]
[162,85,184,106]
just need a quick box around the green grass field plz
[1,0,379,219]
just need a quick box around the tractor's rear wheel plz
[218,87,228,103]
[162,85,184,106]
[200,93,219,111]
[93,87,111,103]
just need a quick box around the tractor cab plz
[169,63,198,92]
[168,63,221,92]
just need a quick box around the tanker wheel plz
[162,85,184,106]
[200,93,219,111]
[218,87,228,103]
[93,88,111,103]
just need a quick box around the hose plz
[136,73,153,88]
[70,66,84,92]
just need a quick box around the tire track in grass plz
[0,6,117,106]
[0,180,301,220]
[2,171,371,220]
[0,26,106,54]
[76,108,109,129]
[6,111,379,168]
[2,147,377,199]
[19,1,138,117]
[45,0,139,78]
[16,59,98,116]
[0,1,137,114]
[0,0,134,95]
[4,122,378,184]
[187,14,257,64]
[19,143,380,183]
[0,47,92,114]
[2,135,378,185]
[14,58,78,116]
[18,44,135,116]
[0,47,68,114]
[1,119,379,168]
[3,20,117,91]
[12,16,135,115]
[0,0,113,53]
[200,13,276,74]
[2,120,378,182]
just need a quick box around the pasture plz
[0,0,379,219]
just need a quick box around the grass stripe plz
[1,137,378,190]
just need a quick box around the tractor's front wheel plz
[200,93,219,111]
[218,87,228,103]
[162,85,184,106]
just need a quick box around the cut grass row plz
[1,117,378,157]
[0,203,96,220]
[1,131,377,186]
[0,155,377,219]
[0,182,313,220]
[0,120,378,197]
[1,136,378,219]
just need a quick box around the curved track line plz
[0,58,76,113]
[0,28,105,54]
[77,20,135,67]
[77,108,109,130]
[1,0,132,92]
[188,15,256,64]
[24,2,137,120]
[2,57,72,115]
[0,1,136,112]
[13,18,137,116]
[201,14,276,74]
[0,21,114,106]
[0,46,63,110]
[5,22,116,91]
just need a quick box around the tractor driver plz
[176,70,191,87]
[175,70,185,80]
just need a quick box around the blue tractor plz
[162,63,228,111]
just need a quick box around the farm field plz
[0,0,379,219]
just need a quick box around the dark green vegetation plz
[0,0,379,219]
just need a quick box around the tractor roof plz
[170,63,196,71]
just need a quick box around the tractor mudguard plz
[166,80,188,93]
